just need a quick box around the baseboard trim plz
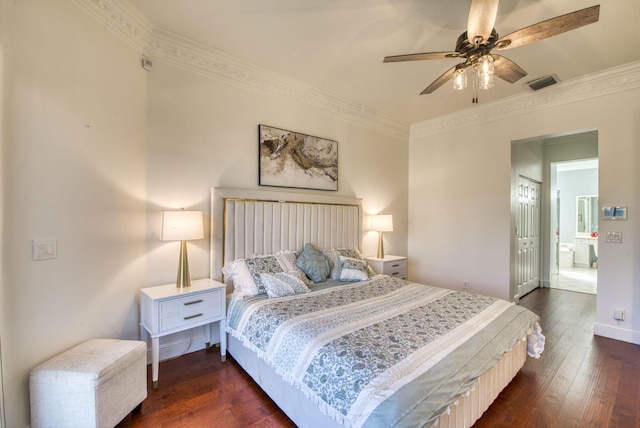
[594,323,640,345]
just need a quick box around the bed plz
[210,187,544,428]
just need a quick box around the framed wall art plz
[259,124,338,191]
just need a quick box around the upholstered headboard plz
[210,187,363,287]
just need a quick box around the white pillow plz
[222,259,259,298]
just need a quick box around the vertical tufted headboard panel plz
[210,188,363,287]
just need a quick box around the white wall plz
[409,63,640,344]
[1,1,148,426]
[0,2,409,426]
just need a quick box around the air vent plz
[527,74,560,91]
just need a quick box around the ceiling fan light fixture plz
[452,67,467,90]
[476,54,494,90]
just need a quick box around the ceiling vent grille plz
[527,74,560,91]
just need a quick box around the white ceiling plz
[129,0,640,125]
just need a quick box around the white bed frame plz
[210,187,525,428]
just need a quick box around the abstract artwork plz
[259,125,338,191]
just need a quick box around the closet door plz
[516,176,541,298]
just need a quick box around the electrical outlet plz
[462,280,469,290]
[614,308,625,321]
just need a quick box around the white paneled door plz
[516,176,541,298]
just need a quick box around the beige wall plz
[409,66,640,344]
[1,1,149,425]
[0,1,409,426]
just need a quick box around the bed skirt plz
[228,333,526,428]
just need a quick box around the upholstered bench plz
[30,339,147,428]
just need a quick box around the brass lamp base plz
[176,240,191,288]
[377,232,385,259]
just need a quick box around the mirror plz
[577,196,598,235]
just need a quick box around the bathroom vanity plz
[574,237,598,268]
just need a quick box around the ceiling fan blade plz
[383,51,460,63]
[420,65,458,95]
[492,55,527,83]
[467,0,500,45]
[494,5,600,50]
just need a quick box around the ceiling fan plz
[384,1,600,102]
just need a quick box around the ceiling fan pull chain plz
[472,68,479,104]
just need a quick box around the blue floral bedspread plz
[227,276,541,427]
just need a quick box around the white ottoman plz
[30,339,147,428]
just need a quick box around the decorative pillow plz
[323,248,374,280]
[276,250,312,285]
[260,272,310,298]
[222,254,284,297]
[222,259,259,298]
[295,243,331,283]
[338,255,369,282]
[244,255,284,294]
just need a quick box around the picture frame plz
[259,124,338,191]
[602,206,627,220]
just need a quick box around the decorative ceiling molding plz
[72,0,409,140]
[149,28,409,140]
[70,0,152,52]
[410,61,640,140]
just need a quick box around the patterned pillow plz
[295,243,331,283]
[222,254,284,297]
[323,248,374,280]
[245,255,284,294]
[338,256,369,281]
[260,272,310,298]
[276,250,312,285]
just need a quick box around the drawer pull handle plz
[184,300,203,306]
[184,313,202,320]
[391,264,400,267]
[392,272,400,275]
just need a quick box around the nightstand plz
[140,278,226,388]
[365,255,407,279]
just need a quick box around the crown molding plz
[70,0,152,52]
[410,60,640,139]
[148,28,409,140]
[71,0,409,140]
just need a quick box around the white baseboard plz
[594,323,640,345]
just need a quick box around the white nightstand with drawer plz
[365,255,407,279]
[140,278,226,388]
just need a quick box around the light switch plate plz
[33,238,57,261]
[606,232,622,243]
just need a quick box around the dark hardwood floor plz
[117,288,640,427]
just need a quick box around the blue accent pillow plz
[295,243,330,283]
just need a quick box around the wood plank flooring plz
[116,288,640,427]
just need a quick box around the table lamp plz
[160,209,204,288]
[370,214,393,258]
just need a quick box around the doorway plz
[550,159,598,294]
[511,129,598,302]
